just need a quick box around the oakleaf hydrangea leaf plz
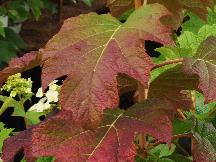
[107,0,214,21]
[183,36,216,103]
[192,119,216,162]
[41,4,174,127]
[178,24,216,54]
[2,99,173,162]
[0,51,41,86]
[149,65,198,111]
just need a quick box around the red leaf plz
[2,99,173,162]
[107,0,214,21]
[183,37,216,103]
[0,51,41,86]
[40,4,174,127]
[149,65,198,111]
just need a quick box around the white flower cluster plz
[28,80,61,112]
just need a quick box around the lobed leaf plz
[107,0,214,21]
[0,51,41,86]
[40,4,174,127]
[183,36,216,103]
[2,99,173,162]
[192,119,216,162]
[149,65,198,111]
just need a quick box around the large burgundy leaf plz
[183,36,216,103]
[0,51,41,86]
[107,0,214,20]
[2,99,173,162]
[149,65,199,111]
[41,4,174,127]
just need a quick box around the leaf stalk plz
[152,58,184,70]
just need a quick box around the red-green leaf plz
[107,0,134,17]
[0,51,41,86]
[41,4,174,127]
[183,36,216,103]
[107,0,214,21]
[149,65,198,111]
[2,99,173,162]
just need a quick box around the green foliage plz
[0,0,56,65]
[0,122,13,153]
[21,156,55,162]
[192,119,216,161]
[81,0,94,7]
[172,119,193,135]
[178,24,216,54]
[0,73,59,126]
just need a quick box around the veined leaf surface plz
[41,4,174,127]
[2,99,173,162]
[183,36,216,103]
[0,51,41,86]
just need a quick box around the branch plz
[135,0,142,9]
[177,109,187,120]
[152,58,184,70]
[143,0,148,5]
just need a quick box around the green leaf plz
[0,122,14,153]
[158,158,175,162]
[172,118,193,135]
[178,24,216,54]
[81,0,93,7]
[25,111,43,125]
[195,92,216,119]
[156,47,192,60]
[22,156,55,162]
[177,31,199,53]
[28,0,44,20]
[4,27,27,50]
[192,119,216,161]
[150,144,176,158]
[118,8,134,21]
[0,40,17,63]
[167,153,192,162]
[36,156,55,162]
[7,0,29,21]
[208,6,216,24]
[182,12,205,34]
[43,0,57,14]
[0,22,5,37]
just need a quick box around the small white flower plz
[45,90,59,103]
[48,80,59,91]
[28,102,45,112]
[0,157,3,162]
[49,80,58,86]
[49,84,59,91]
[44,101,51,110]
[28,97,51,112]
[36,88,43,98]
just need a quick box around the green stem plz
[0,97,13,116]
